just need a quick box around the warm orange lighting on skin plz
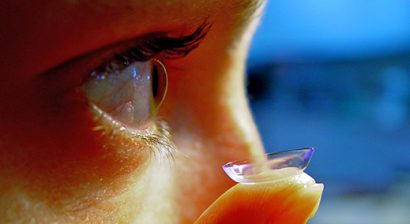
[196,173,323,224]
[0,0,323,223]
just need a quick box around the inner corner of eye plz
[82,59,168,131]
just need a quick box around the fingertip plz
[195,173,323,224]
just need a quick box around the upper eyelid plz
[38,21,211,89]
[94,21,212,74]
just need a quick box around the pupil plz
[152,64,159,98]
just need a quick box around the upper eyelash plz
[96,22,211,74]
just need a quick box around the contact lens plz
[222,147,315,184]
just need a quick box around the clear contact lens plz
[222,147,315,184]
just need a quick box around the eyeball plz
[83,59,168,131]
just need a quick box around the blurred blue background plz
[247,1,410,223]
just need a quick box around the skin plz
[0,0,323,223]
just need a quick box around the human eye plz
[69,23,210,154]
[34,22,210,159]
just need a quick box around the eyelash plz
[93,22,210,75]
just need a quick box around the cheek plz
[0,80,150,204]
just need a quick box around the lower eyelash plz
[89,104,176,162]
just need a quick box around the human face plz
[0,0,266,223]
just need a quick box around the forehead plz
[1,0,261,78]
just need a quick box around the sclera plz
[222,148,315,184]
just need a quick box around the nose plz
[161,25,265,224]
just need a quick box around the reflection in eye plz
[83,59,167,131]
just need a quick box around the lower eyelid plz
[89,104,176,160]
[90,104,155,137]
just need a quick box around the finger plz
[195,172,323,224]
